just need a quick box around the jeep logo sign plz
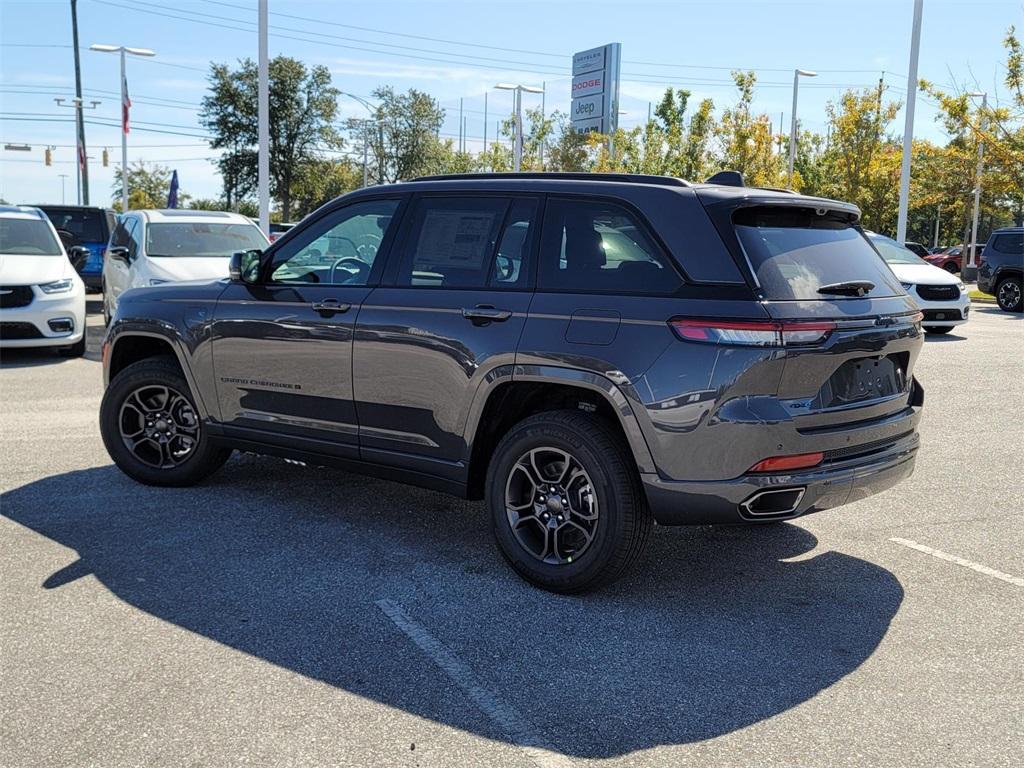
[570,43,621,137]
[572,94,603,119]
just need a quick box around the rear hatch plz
[700,193,923,433]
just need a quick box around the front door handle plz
[312,298,352,317]
[462,305,512,324]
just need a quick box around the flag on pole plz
[166,170,179,209]
[122,73,131,134]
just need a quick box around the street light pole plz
[55,97,100,205]
[965,91,987,281]
[895,0,924,244]
[58,174,69,204]
[340,93,380,187]
[494,83,543,173]
[90,43,155,212]
[257,0,270,236]
[787,69,816,187]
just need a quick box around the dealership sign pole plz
[571,43,621,154]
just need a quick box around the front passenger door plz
[212,198,403,456]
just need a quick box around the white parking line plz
[890,538,1024,587]
[375,599,573,768]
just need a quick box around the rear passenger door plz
[517,194,689,398]
[353,194,540,480]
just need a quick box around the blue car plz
[36,205,116,292]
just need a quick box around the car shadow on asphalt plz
[2,457,904,758]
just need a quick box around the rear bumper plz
[642,422,920,525]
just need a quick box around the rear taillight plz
[668,318,835,347]
[749,452,824,473]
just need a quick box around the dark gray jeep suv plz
[100,173,924,592]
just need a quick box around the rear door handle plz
[462,305,512,324]
[312,298,352,316]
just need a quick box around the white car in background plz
[867,231,971,335]
[0,205,87,357]
[102,210,269,325]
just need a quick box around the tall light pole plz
[896,0,924,244]
[341,92,380,187]
[58,174,69,204]
[494,83,543,172]
[54,97,100,205]
[90,43,155,213]
[257,0,269,236]
[787,69,816,187]
[964,91,988,281]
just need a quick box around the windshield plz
[734,206,903,300]
[39,207,107,243]
[0,218,63,255]
[867,234,924,265]
[146,222,267,258]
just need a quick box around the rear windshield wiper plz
[817,280,875,297]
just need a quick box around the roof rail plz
[411,172,690,188]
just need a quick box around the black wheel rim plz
[119,384,200,469]
[998,281,1021,309]
[504,447,598,565]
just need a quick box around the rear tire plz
[100,356,231,486]
[943,262,959,274]
[486,410,651,593]
[58,336,86,357]
[996,276,1023,313]
[924,326,954,335]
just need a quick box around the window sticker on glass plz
[414,210,497,270]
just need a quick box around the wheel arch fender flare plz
[462,363,658,475]
[104,324,212,421]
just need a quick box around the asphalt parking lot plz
[2,299,1021,767]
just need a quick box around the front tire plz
[100,356,231,486]
[924,326,954,335]
[943,262,959,274]
[996,276,1023,312]
[486,410,651,593]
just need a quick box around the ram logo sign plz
[570,43,621,136]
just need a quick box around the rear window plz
[990,233,1023,255]
[39,207,107,243]
[146,222,267,257]
[0,218,62,255]
[734,207,903,300]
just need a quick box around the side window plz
[109,218,130,248]
[396,197,511,289]
[270,199,400,286]
[538,198,681,294]
[126,218,141,260]
[490,198,538,288]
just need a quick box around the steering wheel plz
[328,257,370,284]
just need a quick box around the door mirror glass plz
[230,249,263,283]
[106,245,130,264]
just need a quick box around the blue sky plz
[1,0,1019,206]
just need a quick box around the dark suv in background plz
[977,227,1023,312]
[99,173,924,592]
[36,205,117,292]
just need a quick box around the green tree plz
[112,162,186,211]
[713,72,784,187]
[200,56,342,220]
[348,87,449,183]
[290,158,363,218]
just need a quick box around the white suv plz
[102,209,269,324]
[0,205,87,357]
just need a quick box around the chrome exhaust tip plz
[740,487,806,518]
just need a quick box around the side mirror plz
[68,246,90,273]
[230,249,263,283]
[106,246,130,264]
